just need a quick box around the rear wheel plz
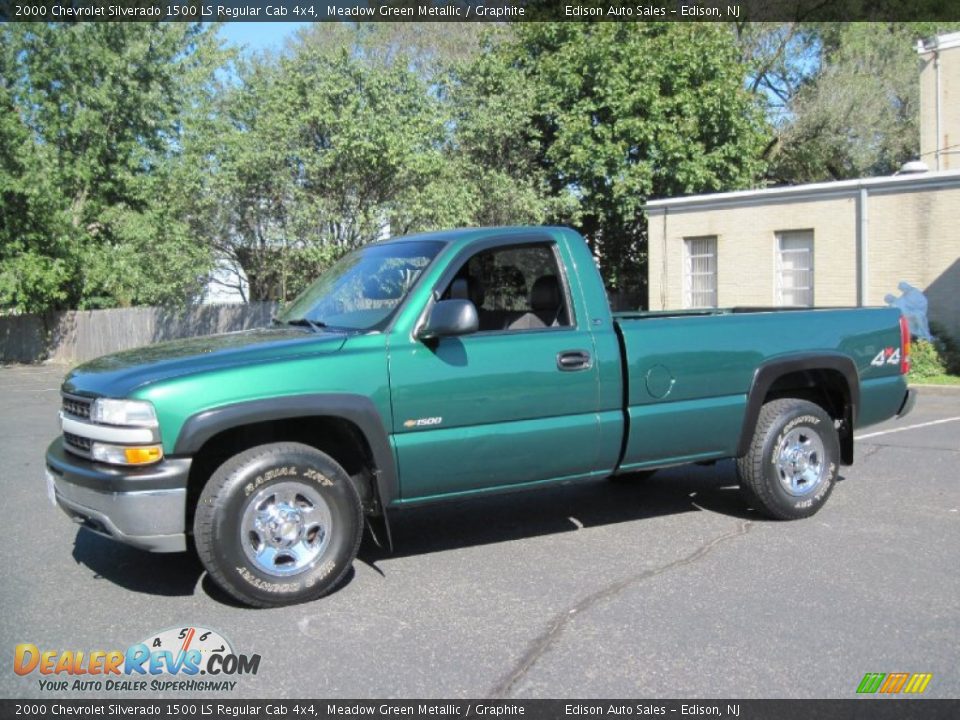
[194,442,362,608]
[737,399,839,520]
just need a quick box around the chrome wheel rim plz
[240,481,332,577]
[775,427,826,497]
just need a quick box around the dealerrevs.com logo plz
[14,626,261,693]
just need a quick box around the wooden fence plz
[0,302,278,365]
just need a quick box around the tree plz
[0,23,225,313]
[1,21,795,313]
[0,26,72,313]
[741,22,960,183]
[182,37,457,301]
[187,23,556,303]
[491,23,768,298]
[297,20,494,79]
[436,31,562,230]
[733,22,820,132]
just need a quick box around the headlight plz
[90,398,158,427]
[91,442,163,466]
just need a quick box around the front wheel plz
[736,399,840,520]
[194,442,363,608]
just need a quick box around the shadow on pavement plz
[71,460,761,602]
[361,460,757,563]
[71,530,203,597]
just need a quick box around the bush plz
[910,340,947,379]
[909,323,960,379]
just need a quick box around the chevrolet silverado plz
[46,226,916,606]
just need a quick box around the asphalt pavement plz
[1,364,957,699]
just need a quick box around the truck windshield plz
[276,241,443,332]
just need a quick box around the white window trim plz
[774,230,815,307]
[683,236,718,309]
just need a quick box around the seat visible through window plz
[442,244,571,332]
[504,275,564,330]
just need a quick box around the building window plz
[776,230,814,307]
[683,236,718,308]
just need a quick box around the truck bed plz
[613,306,843,321]
[611,306,908,473]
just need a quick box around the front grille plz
[64,432,92,451]
[62,394,92,419]
[64,432,93,455]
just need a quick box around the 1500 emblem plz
[403,417,443,428]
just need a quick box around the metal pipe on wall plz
[857,188,869,307]
[935,47,942,171]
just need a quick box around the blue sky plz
[218,23,312,53]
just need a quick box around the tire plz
[736,399,839,520]
[194,442,363,608]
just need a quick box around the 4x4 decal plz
[870,347,901,367]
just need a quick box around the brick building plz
[919,32,960,172]
[643,32,960,341]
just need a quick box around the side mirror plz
[419,299,479,340]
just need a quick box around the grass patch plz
[910,374,960,386]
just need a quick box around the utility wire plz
[919,141,960,157]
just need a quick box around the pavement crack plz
[859,444,884,460]
[489,519,753,698]
[860,442,958,454]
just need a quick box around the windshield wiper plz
[273,317,327,333]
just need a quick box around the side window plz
[443,244,573,332]
[776,230,814,307]
[683,236,718,309]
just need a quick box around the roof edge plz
[644,170,960,213]
[917,31,960,53]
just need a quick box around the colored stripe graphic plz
[903,674,933,694]
[880,672,909,693]
[857,673,885,694]
[857,672,932,694]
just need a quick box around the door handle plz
[557,350,592,371]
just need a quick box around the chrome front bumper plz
[46,440,191,553]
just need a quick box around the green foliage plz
[493,23,768,294]
[180,39,458,301]
[910,340,948,379]
[910,324,960,380]
[187,23,557,302]
[760,22,960,182]
[2,21,840,311]
[438,31,561,230]
[0,23,225,313]
[247,245,349,305]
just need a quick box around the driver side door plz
[387,240,602,500]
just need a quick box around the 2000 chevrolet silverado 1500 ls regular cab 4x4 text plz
[46,227,915,606]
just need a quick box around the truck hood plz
[62,327,347,398]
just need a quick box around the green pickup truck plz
[46,226,915,607]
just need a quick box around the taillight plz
[899,314,911,375]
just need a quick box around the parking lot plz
[1,363,957,699]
